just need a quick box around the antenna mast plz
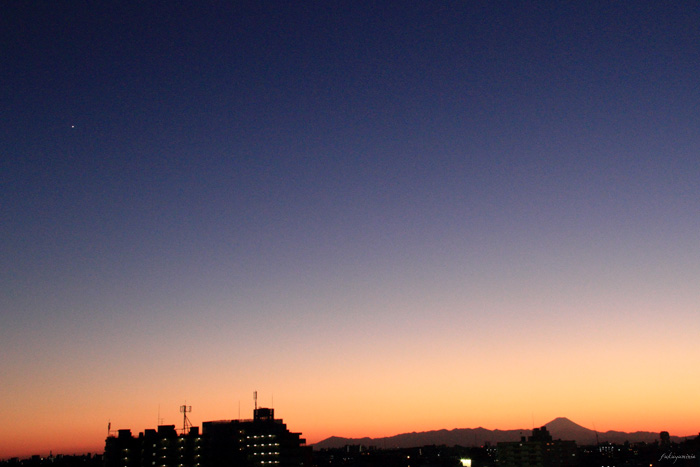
[180,404,192,434]
[254,391,258,410]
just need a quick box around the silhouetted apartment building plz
[202,408,310,467]
[105,408,310,467]
[497,426,578,467]
[104,425,202,467]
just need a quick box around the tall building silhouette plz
[104,408,310,467]
[497,426,578,467]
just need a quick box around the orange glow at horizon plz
[4,363,699,461]
[4,402,699,461]
[3,299,700,460]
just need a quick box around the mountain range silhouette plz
[313,417,689,449]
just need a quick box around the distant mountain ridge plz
[313,417,690,449]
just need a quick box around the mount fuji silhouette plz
[313,417,684,449]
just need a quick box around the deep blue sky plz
[2,1,700,458]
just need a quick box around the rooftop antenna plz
[254,391,258,410]
[180,403,192,434]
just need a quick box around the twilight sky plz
[2,1,700,459]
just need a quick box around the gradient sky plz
[2,1,700,460]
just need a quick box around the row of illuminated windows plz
[123,462,201,467]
